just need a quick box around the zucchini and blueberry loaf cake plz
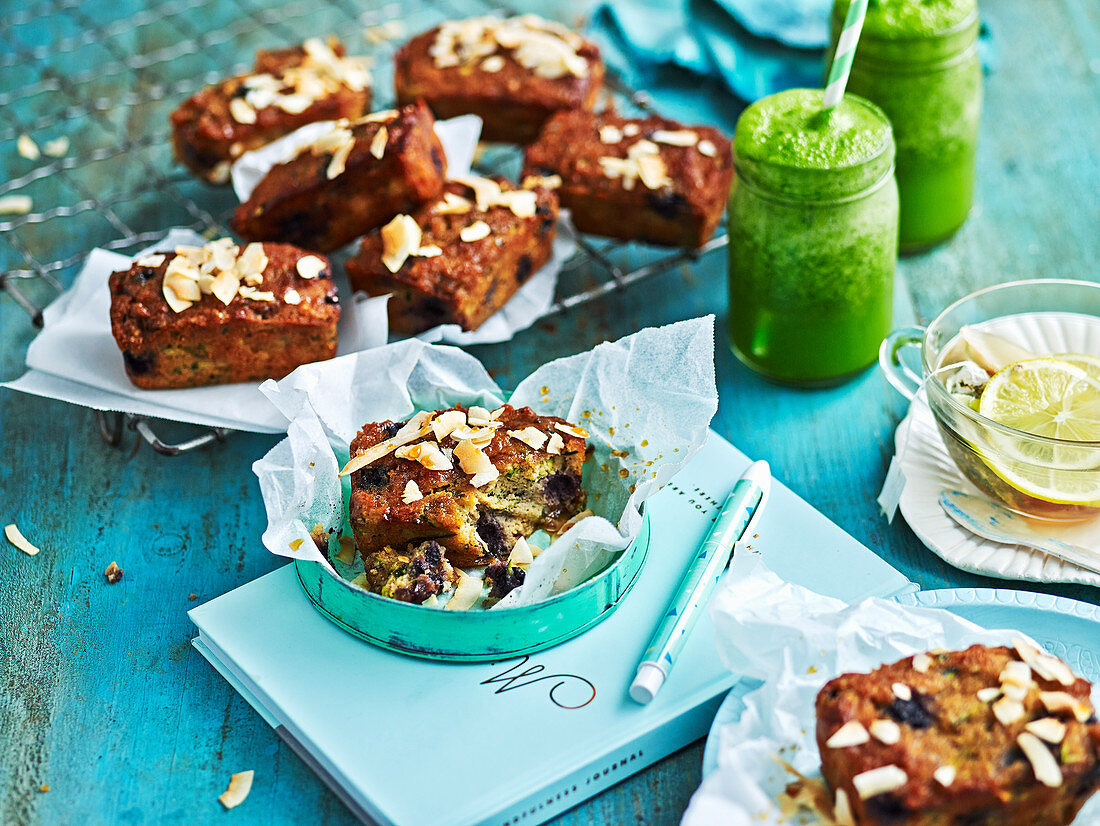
[108,238,339,389]
[340,404,589,606]
[344,175,558,334]
[522,110,733,247]
[171,37,372,184]
[394,14,604,144]
[815,642,1100,825]
[231,101,446,252]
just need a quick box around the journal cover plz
[190,430,914,826]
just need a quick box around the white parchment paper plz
[252,316,718,608]
[681,554,1100,826]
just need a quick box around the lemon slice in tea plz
[977,357,1100,504]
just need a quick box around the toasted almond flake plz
[5,524,39,556]
[350,572,369,588]
[470,468,500,487]
[480,55,505,72]
[451,174,502,211]
[381,214,421,272]
[697,139,717,157]
[497,189,538,218]
[1000,660,1033,687]
[545,433,565,455]
[834,789,854,826]
[136,254,165,268]
[1013,639,1077,687]
[553,422,588,439]
[933,765,956,787]
[1025,717,1066,743]
[0,195,33,214]
[508,427,548,450]
[460,220,491,242]
[445,571,482,611]
[522,174,562,190]
[650,129,697,147]
[599,125,623,144]
[431,410,467,441]
[283,288,302,305]
[852,765,907,799]
[508,536,534,566]
[296,255,326,279]
[489,407,506,420]
[825,720,869,749]
[335,535,356,565]
[554,508,593,536]
[911,653,933,673]
[369,125,388,159]
[209,270,239,305]
[1002,682,1029,702]
[869,719,901,745]
[449,424,495,445]
[891,682,912,701]
[622,123,640,136]
[402,480,424,503]
[1038,691,1093,722]
[414,245,443,257]
[395,441,453,471]
[339,412,433,476]
[238,286,276,302]
[238,242,268,276]
[453,438,495,477]
[288,538,304,551]
[17,134,39,160]
[229,98,257,124]
[467,406,492,426]
[326,139,352,179]
[977,687,1002,703]
[218,770,254,810]
[1017,731,1062,787]
[356,109,398,125]
[993,696,1025,725]
[636,153,671,190]
[165,272,201,302]
[434,192,473,215]
[162,286,193,313]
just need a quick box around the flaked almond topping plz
[449,424,495,445]
[460,220,491,242]
[431,409,467,441]
[508,536,534,566]
[1001,682,1029,702]
[451,174,503,211]
[402,480,424,503]
[599,125,623,144]
[1025,717,1066,744]
[522,173,562,190]
[869,719,901,745]
[834,789,854,826]
[166,254,201,281]
[334,535,356,565]
[136,254,165,268]
[163,275,197,312]
[445,571,482,611]
[229,98,257,124]
[622,123,640,137]
[1000,660,1033,687]
[218,770,254,810]
[435,192,474,215]
[355,109,399,125]
[977,687,1002,703]
[43,136,68,158]
[852,765,907,800]
[489,406,506,420]
[636,153,670,190]
[1038,691,1093,723]
[825,720,869,749]
[470,468,500,487]
[238,242,268,277]
[911,653,933,673]
[339,412,433,476]
[395,441,453,471]
[453,438,495,477]
[211,270,241,305]
[283,288,302,305]
[992,696,1025,725]
[553,422,588,438]
[238,286,276,302]
[17,134,39,160]
[1014,638,1076,687]
[495,189,537,218]
[467,406,493,426]
[508,427,548,450]
[650,129,697,147]
[1017,731,1062,788]
[432,16,588,80]
[326,140,353,179]
[0,195,33,214]
[933,766,956,787]
[480,55,505,72]
[296,255,326,279]
[891,683,912,701]
[5,524,40,556]
[369,125,388,159]
[545,433,564,454]
[381,214,422,272]
[555,508,593,537]
[697,139,717,157]
[416,245,443,258]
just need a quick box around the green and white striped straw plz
[823,0,869,110]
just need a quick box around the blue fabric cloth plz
[589,0,996,107]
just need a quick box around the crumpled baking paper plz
[251,316,718,608]
[232,113,577,348]
[681,554,1100,826]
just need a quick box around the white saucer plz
[894,397,1100,587]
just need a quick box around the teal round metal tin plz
[294,511,651,662]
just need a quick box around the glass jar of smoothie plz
[831,0,982,252]
[728,88,898,386]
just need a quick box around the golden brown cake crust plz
[523,109,733,247]
[344,178,559,334]
[349,404,587,568]
[170,39,371,184]
[108,242,339,389]
[394,16,604,144]
[230,101,446,252]
[815,644,1100,826]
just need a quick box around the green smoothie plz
[833,0,982,252]
[728,88,898,386]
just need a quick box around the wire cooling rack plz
[0,0,728,454]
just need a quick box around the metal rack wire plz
[0,0,728,455]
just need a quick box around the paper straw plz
[823,0,869,110]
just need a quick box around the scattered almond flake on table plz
[363,19,405,43]
[0,195,33,215]
[5,523,40,556]
[17,134,39,160]
[218,770,254,810]
[43,136,69,157]
[104,561,123,583]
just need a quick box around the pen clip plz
[729,484,769,564]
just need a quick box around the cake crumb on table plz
[104,561,124,583]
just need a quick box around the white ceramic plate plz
[895,396,1100,587]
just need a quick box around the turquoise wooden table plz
[1,0,1097,823]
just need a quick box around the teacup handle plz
[879,326,926,401]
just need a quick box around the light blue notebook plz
[190,430,914,826]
